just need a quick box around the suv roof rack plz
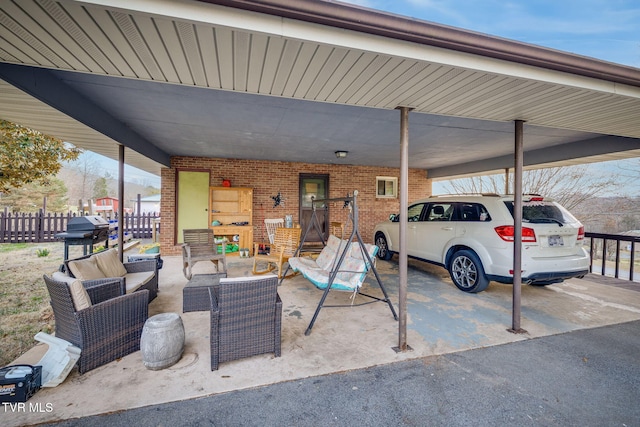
[432,193,501,197]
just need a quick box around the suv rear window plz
[504,201,577,225]
[457,203,491,222]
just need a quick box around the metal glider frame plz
[282,190,398,335]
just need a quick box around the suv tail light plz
[577,225,585,241]
[494,225,537,242]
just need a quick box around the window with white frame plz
[376,176,398,198]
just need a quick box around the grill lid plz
[66,215,109,231]
[55,231,94,239]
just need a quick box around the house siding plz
[160,157,431,255]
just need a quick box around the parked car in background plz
[373,194,590,293]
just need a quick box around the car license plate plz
[548,235,564,247]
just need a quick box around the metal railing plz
[585,232,640,282]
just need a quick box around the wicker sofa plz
[63,248,158,302]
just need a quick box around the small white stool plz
[140,313,185,370]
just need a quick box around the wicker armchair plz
[252,227,301,279]
[209,275,282,370]
[43,274,149,374]
[182,229,227,280]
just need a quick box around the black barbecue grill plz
[56,215,110,260]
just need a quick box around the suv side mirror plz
[389,213,399,222]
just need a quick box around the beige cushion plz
[93,249,127,277]
[68,256,105,280]
[123,271,154,293]
[51,271,76,285]
[69,279,92,311]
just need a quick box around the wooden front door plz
[299,174,329,242]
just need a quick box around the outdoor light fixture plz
[335,150,348,158]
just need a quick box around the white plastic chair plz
[264,218,284,244]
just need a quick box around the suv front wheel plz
[448,249,489,293]
[375,232,393,261]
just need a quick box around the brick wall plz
[160,157,431,255]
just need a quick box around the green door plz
[177,170,210,244]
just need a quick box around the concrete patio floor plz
[7,255,640,426]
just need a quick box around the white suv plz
[373,194,590,293]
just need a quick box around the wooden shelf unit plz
[209,187,253,255]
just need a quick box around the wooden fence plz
[0,208,160,243]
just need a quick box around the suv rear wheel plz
[449,249,489,293]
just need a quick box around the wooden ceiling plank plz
[350,56,410,106]
[304,47,348,100]
[153,18,192,84]
[0,6,62,68]
[111,10,164,81]
[294,44,333,99]
[214,27,234,90]
[365,61,424,107]
[413,70,485,111]
[2,1,86,69]
[196,25,221,88]
[135,16,179,83]
[246,33,268,93]
[258,36,285,94]
[327,51,377,103]
[61,2,126,75]
[283,42,317,97]
[335,54,390,104]
[89,9,151,79]
[26,0,106,72]
[270,39,302,96]
[232,30,250,91]
[399,66,463,108]
[315,49,361,102]
[177,21,208,87]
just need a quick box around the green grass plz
[0,243,30,253]
[0,242,61,366]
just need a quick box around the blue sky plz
[343,0,640,195]
[91,0,639,190]
[343,0,640,68]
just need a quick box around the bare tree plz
[60,153,101,204]
[441,164,619,211]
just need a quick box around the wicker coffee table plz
[182,273,227,312]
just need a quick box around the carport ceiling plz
[0,0,639,179]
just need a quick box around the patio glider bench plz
[288,234,397,335]
[63,248,158,302]
[288,234,378,292]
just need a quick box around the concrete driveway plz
[40,319,640,426]
[7,256,640,426]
